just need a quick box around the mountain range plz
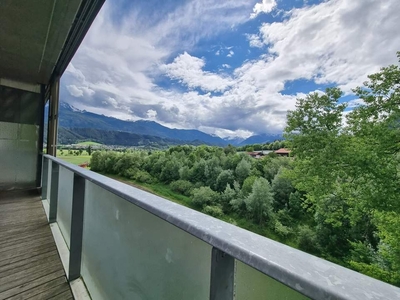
[54,102,282,146]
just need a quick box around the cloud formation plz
[62,0,400,138]
[250,0,277,19]
[162,52,233,92]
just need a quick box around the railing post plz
[68,174,86,281]
[210,247,234,300]
[41,157,48,200]
[49,161,59,223]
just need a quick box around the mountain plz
[223,136,246,145]
[238,133,283,146]
[58,127,206,147]
[56,103,228,146]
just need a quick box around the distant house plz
[274,148,291,157]
[247,151,265,159]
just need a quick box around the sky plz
[61,0,400,139]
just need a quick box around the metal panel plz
[235,260,309,300]
[0,122,38,189]
[57,166,74,247]
[81,181,212,300]
[0,121,18,139]
[0,86,41,189]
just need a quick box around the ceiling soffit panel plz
[0,0,82,85]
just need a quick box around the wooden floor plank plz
[0,250,58,274]
[0,232,52,249]
[22,282,71,300]
[0,254,62,292]
[0,252,60,278]
[0,243,57,267]
[0,236,55,256]
[0,270,66,300]
[0,223,48,238]
[46,289,74,300]
[0,228,49,246]
[0,189,72,299]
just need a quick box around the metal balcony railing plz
[41,154,400,300]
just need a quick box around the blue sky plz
[62,0,400,138]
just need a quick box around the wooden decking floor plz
[0,189,73,300]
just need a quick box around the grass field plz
[75,141,102,146]
[57,150,91,165]
[60,155,91,165]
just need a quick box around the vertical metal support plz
[68,174,86,281]
[47,79,60,156]
[36,84,46,188]
[49,161,59,223]
[210,247,235,300]
[41,157,49,200]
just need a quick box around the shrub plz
[170,180,193,196]
[191,186,218,208]
[297,225,320,254]
[274,220,291,237]
[202,205,224,218]
[134,170,154,183]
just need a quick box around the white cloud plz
[257,0,400,92]
[162,52,233,92]
[222,64,231,68]
[66,85,83,97]
[215,50,220,55]
[62,0,400,137]
[346,98,365,108]
[250,0,277,19]
[146,109,158,119]
[246,34,263,48]
[227,50,235,57]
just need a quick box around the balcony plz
[1,1,400,299]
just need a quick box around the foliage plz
[235,158,252,185]
[170,180,194,196]
[297,225,320,255]
[274,220,291,237]
[285,52,400,284]
[215,170,235,192]
[245,177,275,225]
[191,186,218,208]
[203,205,224,218]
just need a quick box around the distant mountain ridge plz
[54,102,283,146]
[57,103,228,146]
[238,133,283,146]
[58,127,208,147]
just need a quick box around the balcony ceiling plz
[0,0,103,86]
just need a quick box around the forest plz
[89,53,399,286]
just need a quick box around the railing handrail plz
[43,154,400,300]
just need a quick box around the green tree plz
[245,146,254,152]
[271,168,294,211]
[191,186,218,209]
[245,177,274,224]
[284,52,400,284]
[235,158,251,185]
[215,170,235,192]
[224,144,236,155]
[241,175,257,197]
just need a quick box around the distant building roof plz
[274,148,291,154]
